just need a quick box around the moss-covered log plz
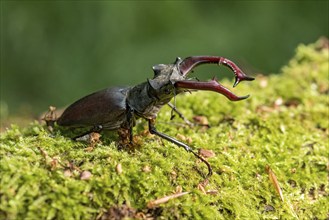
[1,39,328,219]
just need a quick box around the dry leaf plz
[197,183,206,194]
[116,163,123,174]
[206,190,218,195]
[198,149,216,158]
[64,169,72,177]
[38,147,48,159]
[193,115,209,126]
[80,170,92,180]
[142,165,151,173]
[175,185,183,194]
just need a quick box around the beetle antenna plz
[170,89,177,120]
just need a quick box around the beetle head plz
[150,57,187,84]
[147,57,187,100]
[148,56,254,101]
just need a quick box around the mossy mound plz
[1,39,328,219]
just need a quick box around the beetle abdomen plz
[57,87,130,129]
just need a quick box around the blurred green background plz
[1,1,328,119]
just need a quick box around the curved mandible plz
[179,56,254,87]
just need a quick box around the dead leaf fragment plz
[38,147,48,159]
[80,170,92,180]
[206,190,218,195]
[198,149,216,158]
[84,146,94,152]
[90,132,101,143]
[264,204,275,212]
[142,165,151,173]
[274,97,283,107]
[100,204,137,220]
[193,115,209,127]
[175,185,183,194]
[176,133,192,143]
[50,158,58,170]
[197,183,206,194]
[170,170,177,181]
[42,106,57,129]
[199,178,209,187]
[265,164,284,202]
[255,173,262,181]
[63,169,72,177]
[259,76,268,88]
[116,163,123,174]
[77,132,101,147]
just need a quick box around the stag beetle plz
[56,56,254,178]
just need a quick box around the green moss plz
[1,39,328,219]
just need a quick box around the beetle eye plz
[152,64,166,77]
[164,88,171,94]
[174,57,182,64]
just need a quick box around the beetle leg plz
[167,103,194,126]
[126,106,136,144]
[175,78,249,101]
[148,119,212,178]
[118,127,131,146]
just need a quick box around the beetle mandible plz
[56,56,254,178]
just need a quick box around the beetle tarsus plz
[191,151,213,178]
[148,119,213,178]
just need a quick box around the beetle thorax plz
[127,62,185,119]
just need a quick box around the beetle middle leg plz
[148,119,212,178]
[117,106,136,147]
[117,127,135,147]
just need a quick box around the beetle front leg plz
[117,109,135,147]
[167,102,194,126]
[148,119,212,178]
[126,107,135,143]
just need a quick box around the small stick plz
[147,192,189,208]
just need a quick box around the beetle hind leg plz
[148,119,212,178]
